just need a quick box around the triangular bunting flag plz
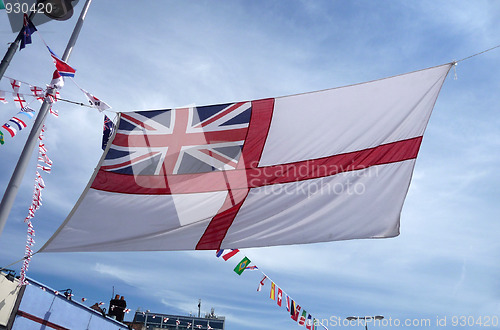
[47,46,76,77]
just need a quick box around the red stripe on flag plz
[246,136,423,187]
[113,128,248,148]
[195,99,275,250]
[91,136,422,195]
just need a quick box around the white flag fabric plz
[82,90,111,112]
[40,64,452,252]
[0,90,8,104]
[49,70,64,89]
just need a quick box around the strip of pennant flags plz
[0,75,110,145]
[216,249,328,329]
[135,312,216,330]
[18,125,52,285]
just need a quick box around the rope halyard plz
[455,43,500,63]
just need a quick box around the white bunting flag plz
[10,79,21,92]
[0,91,7,104]
[82,89,111,112]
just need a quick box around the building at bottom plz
[1,270,226,330]
[129,310,225,330]
[0,271,128,330]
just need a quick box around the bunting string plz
[215,249,329,329]
[0,87,109,110]
[0,83,113,112]
[455,43,500,63]
[18,125,53,285]
[0,75,114,144]
[136,311,216,330]
[1,108,35,144]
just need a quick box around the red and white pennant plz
[19,125,55,285]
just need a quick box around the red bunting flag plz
[37,164,51,173]
[10,79,21,92]
[257,275,267,291]
[49,107,59,117]
[222,249,239,261]
[39,143,47,152]
[277,287,283,307]
[19,125,52,285]
[47,47,76,78]
[299,309,307,326]
[12,93,27,109]
[30,86,45,102]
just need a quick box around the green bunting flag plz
[216,251,326,329]
[0,130,4,145]
[233,257,251,275]
[0,1,4,10]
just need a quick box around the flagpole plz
[0,0,93,238]
[0,11,36,81]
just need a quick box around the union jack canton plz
[101,102,251,176]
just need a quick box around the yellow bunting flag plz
[270,282,276,300]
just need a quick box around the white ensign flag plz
[40,64,452,252]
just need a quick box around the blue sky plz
[1,1,499,329]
